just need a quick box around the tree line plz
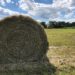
[40,21,75,28]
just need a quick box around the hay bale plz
[0,15,49,64]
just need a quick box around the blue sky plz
[34,0,53,4]
[0,0,75,22]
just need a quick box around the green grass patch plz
[45,29,75,46]
[56,69,75,75]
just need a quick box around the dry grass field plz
[45,29,75,75]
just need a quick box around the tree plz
[40,22,47,28]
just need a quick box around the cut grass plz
[47,46,75,67]
[45,29,75,75]
[56,69,75,75]
[45,29,75,46]
[47,46,75,75]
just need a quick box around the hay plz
[0,15,49,64]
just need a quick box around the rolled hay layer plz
[0,15,57,75]
[0,15,49,64]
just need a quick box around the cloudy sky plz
[0,0,75,22]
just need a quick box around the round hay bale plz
[0,15,49,64]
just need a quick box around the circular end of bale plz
[0,15,49,63]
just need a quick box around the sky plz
[0,0,75,22]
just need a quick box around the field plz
[45,29,75,75]
[0,29,75,75]
[45,29,75,46]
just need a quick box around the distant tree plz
[71,22,75,27]
[40,22,47,28]
[48,21,56,28]
[48,21,64,28]
[47,20,75,28]
[57,21,65,28]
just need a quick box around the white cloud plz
[70,0,75,7]
[6,0,11,3]
[18,0,36,11]
[0,7,20,15]
[0,0,5,6]
[28,6,59,19]
[0,5,30,19]
[28,0,73,20]
[0,0,75,22]
[0,0,14,6]
[53,0,72,8]
[33,0,75,21]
